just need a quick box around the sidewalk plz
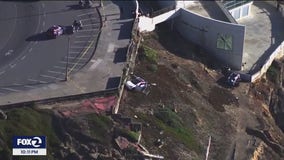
[0,1,135,106]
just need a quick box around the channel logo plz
[12,136,46,156]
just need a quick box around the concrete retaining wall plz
[175,8,245,70]
[251,41,284,82]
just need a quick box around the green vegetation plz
[0,107,60,160]
[153,107,200,152]
[86,114,113,144]
[140,45,158,63]
[266,62,280,83]
[116,127,140,143]
[138,107,201,153]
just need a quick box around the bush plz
[266,64,280,83]
[140,45,158,63]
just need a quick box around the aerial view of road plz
[0,1,100,95]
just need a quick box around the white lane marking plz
[40,74,64,80]
[5,49,13,56]
[89,58,102,70]
[47,70,65,74]
[68,56,88,60]
[80,18,98,21]
[0,71,6,76]
[13,83,22,86]
[77,12,95,16]
[59,61,85,65]
[28,48,33,52]
[21,56,26,60]
[107,43,117,53]
[73,41,93,43]
[24,85,37,89]
[75,35,98,38]
[1,87,20,92]
[82,23,100,27]
[9,63,16,68]
[53,66,66,70]
[78,29,99,32]
[69,51,81,54]
[70,46,94,49]
[28,78,48,83]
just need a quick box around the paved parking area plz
[239,1,284,73]
[0,1,135,106]
[188,1,284,73]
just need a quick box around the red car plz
[46,25,64,38]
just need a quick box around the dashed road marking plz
[9,63,16,68]
[48,70,65,74]
[70,46,94,49]
[78,29,99,32]
[73,40,93,43]
[28,78,48,83]
[60,61,85,65]
[78,12,95,17]
[40,74,64,80]
[68,56,88,60]
[69,51,81,54]
[0,71,6,76]
[80,18,98,21]
[24,85,37,89]
[82,23,100,27]
[75,35,98,38]
[21,56,26,60]
[53,66,66,70]
[89,58,102,70]
[1,87,20,92]
[5,49,13,56]
[13,83,22,86]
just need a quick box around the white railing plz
[251,41,284,82]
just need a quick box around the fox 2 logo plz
[13,136,46,148]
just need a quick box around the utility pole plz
[65,36,70,81]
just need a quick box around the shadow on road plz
[249,1,284,74]
[106,77,121,89]
[26,32,54,41]
[113,47,127,63]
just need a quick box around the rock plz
[0,110,7,120]
[89,153,99,159]
[111,148,122,159]
[80,144,90,151]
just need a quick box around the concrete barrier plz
[251,41,284,82]
[175,8,245,70]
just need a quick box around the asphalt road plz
[0,1,100,94]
